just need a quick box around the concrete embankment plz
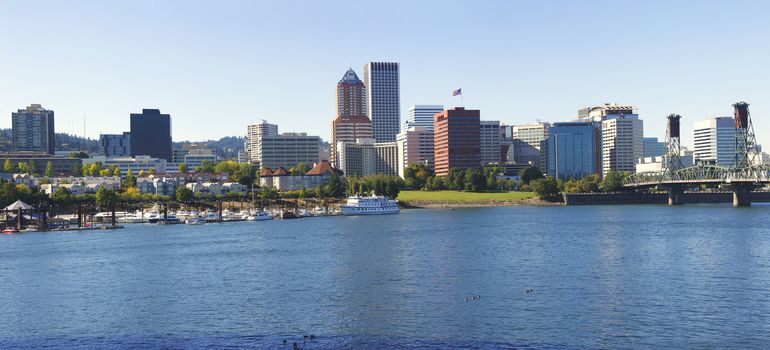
[400,198,561,208]
[564,191,770,205]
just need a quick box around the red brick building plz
[332,68,373,168]
[434,107,481,176]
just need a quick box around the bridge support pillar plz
[667,186,684,206]
[732,185,753,207]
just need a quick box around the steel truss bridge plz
[620,102,765,207]
[624,164,770,187]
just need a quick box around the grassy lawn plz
[397,190,535,202]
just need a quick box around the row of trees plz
[403,163,517,193]
[346,174,404,198]
[529,171,631,201]
[3,159,57,177]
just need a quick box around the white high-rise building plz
[510,122,550,169]
[480,120,501,166]
[246,120,278,165]
[396,126,434,177]
[601,116,643,176]
[693,117,736,167]
[337,138,399,177]
[364,62,400,142]
[405,105,443,131]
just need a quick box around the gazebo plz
[4,200,34,231]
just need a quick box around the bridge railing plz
[623,164,770,187]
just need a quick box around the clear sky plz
[1,0,769,149]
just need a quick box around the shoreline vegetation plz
[397,190,558,208]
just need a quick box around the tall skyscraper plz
[693,117,736,166]
[247,120,279,165]
[332,68,373,168]
[364,62,400,142]
[130,109,172,161]
[405,105,443,131]
[480,120,501,165]
[12,104,55,154]
[602,115,643,176]
[547,122,599,179]
[434,107,481,177]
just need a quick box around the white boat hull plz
[341,206,400,216]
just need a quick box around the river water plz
[1,204,770,349]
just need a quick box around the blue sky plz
[1,0,769,148]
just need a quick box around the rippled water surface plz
[2,204,770,349]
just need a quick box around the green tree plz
[326,173,345,198]
[99,169,112,177]
[531,177,561,201]
[200,160,216,173]
[520,166,545,185]
[175,187,194,203]
[600,171,627,192]
[16,162,29,174]
[148,167,156,175]
[579,174,601,193]
[95,187,118,209]
[28,160,37,175]
[464,168,486,192]
[3,159,13,173]
[291,162,311,176]
[178,163,189,173]
[82,163,89,177]
[447,168,465,190]
[51,186,73,207]
[403,163,433,190]
[45,161,54,177]
[112,166,121,177]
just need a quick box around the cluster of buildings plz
[238,61,770,186]
[7,61,769,196]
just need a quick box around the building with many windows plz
[547,122,599,179]
[642,137,666,158]
[510,122,549,169]
[12,104,55,155]
[332,68,373,168]
[100,132,131,157]
[433,107,481,177]
[693,117,736,167]
[364,62,400,142]
[257,132,321,170]
[396,126,434,178]
[480,120,501,165]
[246,120,279,165]
[601,116,643,176]
[0,152,81,176]
[130,109,172,161]
[405,105,443,131]
[336,138,398,177]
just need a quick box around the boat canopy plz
[4,200,34,211]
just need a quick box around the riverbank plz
[397,190,560,208]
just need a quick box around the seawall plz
[564,191,770,205]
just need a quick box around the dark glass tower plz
[130,109,172,161]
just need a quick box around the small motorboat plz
[249,211,273,221]
[2,227,19,234]
[185,217,206,225]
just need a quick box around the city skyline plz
[2,0,770,149]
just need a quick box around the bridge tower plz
[663,114,685,205]
[732,101,757,169]
[731,101,757,206]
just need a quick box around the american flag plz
[451,88,462,96]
